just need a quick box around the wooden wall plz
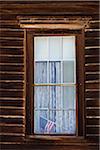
[0,1,99,149]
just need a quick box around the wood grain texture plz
[0,1,99,149]
[0,145,99,150]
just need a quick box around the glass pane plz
[34,86,76,134]
[34,62,47,83]
[34,110,48,134]
[34,86,49,108]
[62,111,69,133]
[63,110,76,134]
[63,36,75,60]
[55,111,63,133]
[49,36,62,60]
[34,110,40,133]
[34,37,48,61]
[68,110,76,134]
[49,61,61,83]
[63,86,76,109]
[49,86,62,109]
[63,61,75,83]
[49,110,56,133]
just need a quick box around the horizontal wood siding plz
[85,18,99,143]
[0,1,99,149]
[0,2,25,145]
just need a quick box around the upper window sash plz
[34,36,75,61]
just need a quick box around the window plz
[25,30,85,137]
[19,16,89,138]
[34,36,76,134]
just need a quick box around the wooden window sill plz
[24,135,86,145]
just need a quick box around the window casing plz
[17,13,92,141]
[25,30,85,138]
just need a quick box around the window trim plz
[25,29,85,140]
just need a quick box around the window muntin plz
[34,36,76,134]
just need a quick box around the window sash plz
[34,36,76,134]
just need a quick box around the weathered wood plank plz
[85,38,99,47]
[0,126,24,133]
[0,24,20,29]
[89,21,99,29]
[0,72,24,81]
[0,82,24,89]
[1,144,99,150]
[0,117,23,124]
[86,118,99,125]
[0,19,18,24]
[86,135,99,143]
[0,99,23,107]
[85,74,99,81]
[0,107,24,115]
[0,56,23,63]
[85,65,99,72]
[86,127,99,134]
[0,48,24,55]
[86,100,99,107]
[1,39,23,46]
[0,135,24,142]
[86,109,99,116]
[0,2,99,15]
[0,65,24,71]
[85,56,99,63]
[85,31,99,37]
[85,83,99,89]
[85,91,99,98]
[0,91,23,98]
[85,48,99,55]
[0,30,24,38]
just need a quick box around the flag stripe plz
[45,120,54,132]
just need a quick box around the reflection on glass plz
[63,61,75,83]
[63,86,76,109]
[63,110,76,134]
[49,86,61,109]
[34,110,48,133]
[49,37,62,60]
[34,37,48,60]
[49,61,61,83]
[63,36,75,60]
[34,86,49,108]
[35,62,47,83]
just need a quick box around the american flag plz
[40,116,55,133]
[45,120,55,133]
